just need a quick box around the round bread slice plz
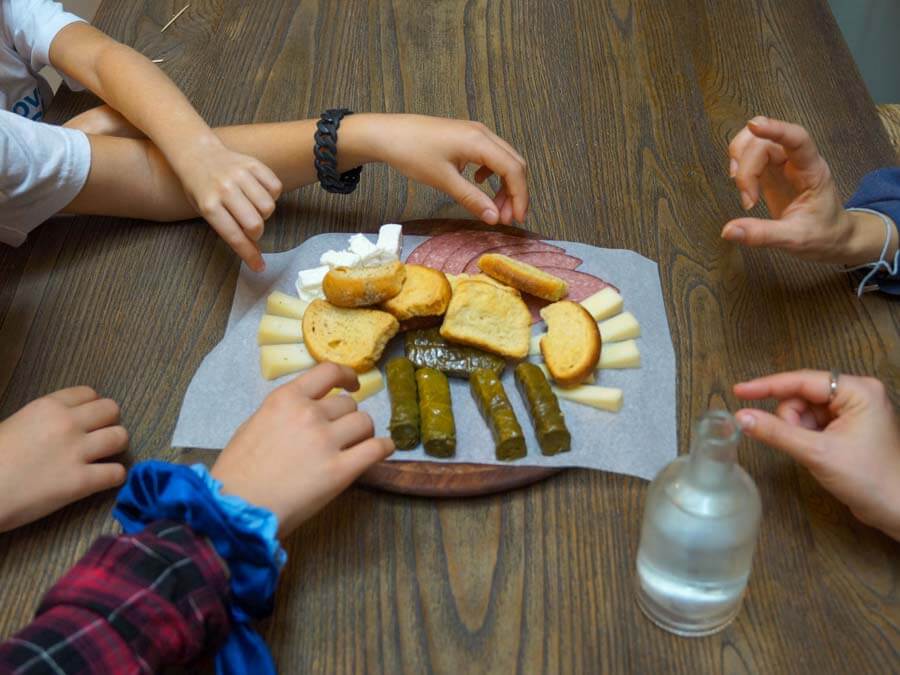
[303,300,399,372]
[539,301,601,387]
[439,279,531,358]
[323,261,406,308]
[380,264,452,320]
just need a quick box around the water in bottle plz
[635,410,761,636]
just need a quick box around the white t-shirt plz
[1,0,90,246]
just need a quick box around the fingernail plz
[750,115,768,126]
[736,411,755,430]
[741,192,753,210]
[729,159,738,177]
[481,208,498,224]
[724,225,745,242]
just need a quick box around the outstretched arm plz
[65,114,528,263]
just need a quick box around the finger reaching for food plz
[734,369,900,541]
[210,363,395,537]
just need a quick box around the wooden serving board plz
[357,219,562,498]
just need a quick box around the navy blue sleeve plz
[845,167,900,295]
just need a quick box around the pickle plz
[416,367,456,458]
[514,363,571,455]
[470,368,526,461]
[405,328,505,378]
[386,357,419,450]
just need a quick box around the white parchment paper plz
[172,234,677,480]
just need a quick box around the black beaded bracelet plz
[314,108,362,194]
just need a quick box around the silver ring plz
[828,369,839,402]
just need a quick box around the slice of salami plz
[405,231,472,267]
[459,241,566,274]
[511,252,582,270]
[547,267,615,300]
[441,233,527,274]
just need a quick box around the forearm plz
[52,23,221,174]
[65,116,382,219]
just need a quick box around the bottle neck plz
[685,411,740,489]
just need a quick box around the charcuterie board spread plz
[173,221,677,496]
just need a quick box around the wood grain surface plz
[2,1,899,673]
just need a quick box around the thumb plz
[334,437,395,481]
[439,170,500,224]
[722,217,800,249]
[736,408,822,465]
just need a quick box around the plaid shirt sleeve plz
[0,521,231,674]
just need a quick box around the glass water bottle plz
[635,410,761,636]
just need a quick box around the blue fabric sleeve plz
[846,168,900,294]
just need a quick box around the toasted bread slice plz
[323,261,406,308]
[380,264,452,320]
[539,301,601,387]
[447,272,519,295]
[478,253,568,301]
[303,300,399,372]
[440,279,531,358]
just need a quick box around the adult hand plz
[210,363,394,537]
[348,114,528,226]
[734,370,900,541]
[173,137,283,273]
[722,116,889,266]
[0,387,128,532]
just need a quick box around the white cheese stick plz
[329,368,384,402]
[599,311,640,342]
[266,291,309,320]
[580,287,624,321]
[260,344,315,380]
[257,315,303,345]
[537,362,594,385]
[553,383,623,412]
[598,339,640,369]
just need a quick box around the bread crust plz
[539,301,601,387]
[303,299,399,372]
[380,264,452,320]
[323,261,406,308]
[477,254,568,301]
[440,279,531,358]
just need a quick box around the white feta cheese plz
[297,265,329,287]
[375,224,403,260]
[320,250,361,268]
[347,233,378,258]
[296,284,324,302]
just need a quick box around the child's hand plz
[172,138,283,273]
[347,114,528,226]
[210,363,394,537]
[0,388,128,532]
[734,371,900,541]
[721,116,888,266]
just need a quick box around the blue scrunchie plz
[113,461,287,675]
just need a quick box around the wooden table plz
[2,1,899,672]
